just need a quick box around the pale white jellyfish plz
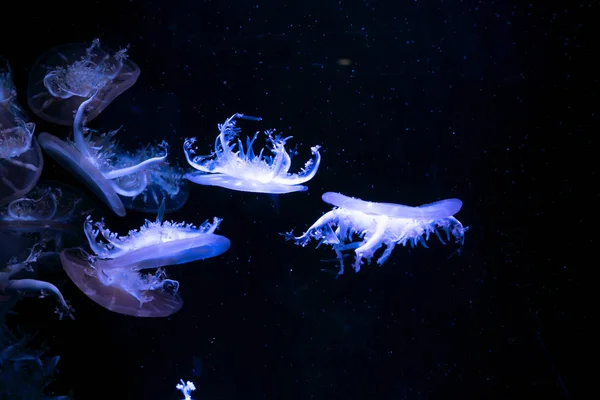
[283,192,468,275]
[38,92,170,216]
[183,113,321,194]
[27,38,140,126]
[60,209,230,317]
[0,60,43,206]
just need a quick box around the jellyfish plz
[183,113,321,194]
[38,92,171,216]
[0,241,74,319]
[283,192,468,275]
[27,38,140,125]
[60,211,230,317]
[0,182,95,256]
[112,143,190,214]
[1,61,44,207]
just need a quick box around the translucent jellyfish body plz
[184,113,321,194]
[60,215,230,317]
[38,93,173,216]
[0,182,94,255]
[283,192,468,275]
[112,144,189,214]
[27,38,140,125]
[1,62,43,207]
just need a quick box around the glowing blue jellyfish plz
[283,192,467,275]
[0,241,74,319]
[27,38,140,126]
[183,113,321,194]
[1,61,44,206]
[176,379,196,400]
[38,92,171,216]
[60,212,230,317]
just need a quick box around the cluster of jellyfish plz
[1,37,466,398]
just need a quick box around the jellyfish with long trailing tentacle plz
[60,208,230,317]
[0,241,74,319]
[27,38,140,126]
[283,192,468,275]
[1,60,44,207]
[38,91,171,216]
[183,113,321,194]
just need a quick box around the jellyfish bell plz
[60,248,183,318]
[0,181,97,251]
[27,38,140,126]
[60,214,230,317]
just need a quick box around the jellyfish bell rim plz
[321,192,463,219]
[60,248,183,318]
[95,233,231,271]
[184,171,308,194]
[27,41,141,126]
[37,132,126,216]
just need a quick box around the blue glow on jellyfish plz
[38,92,173,216]
[283,192,468,275]
[183,113,321,194]
[1,59,44,206]
[27,38,140,126]
[60,211,230,317]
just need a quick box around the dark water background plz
[1,0,593,399]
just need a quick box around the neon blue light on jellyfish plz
[60,211,230,317]
[27,38,140,126]
[183,113,321,194]
[38,92,173,216]
[283,192,468,275]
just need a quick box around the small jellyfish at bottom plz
[60,209,230,317]
[27,38,140,125]
[1,61,44,207]
[283,192,468,275]
[183,113,321,194]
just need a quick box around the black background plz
[0,0,593,399]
